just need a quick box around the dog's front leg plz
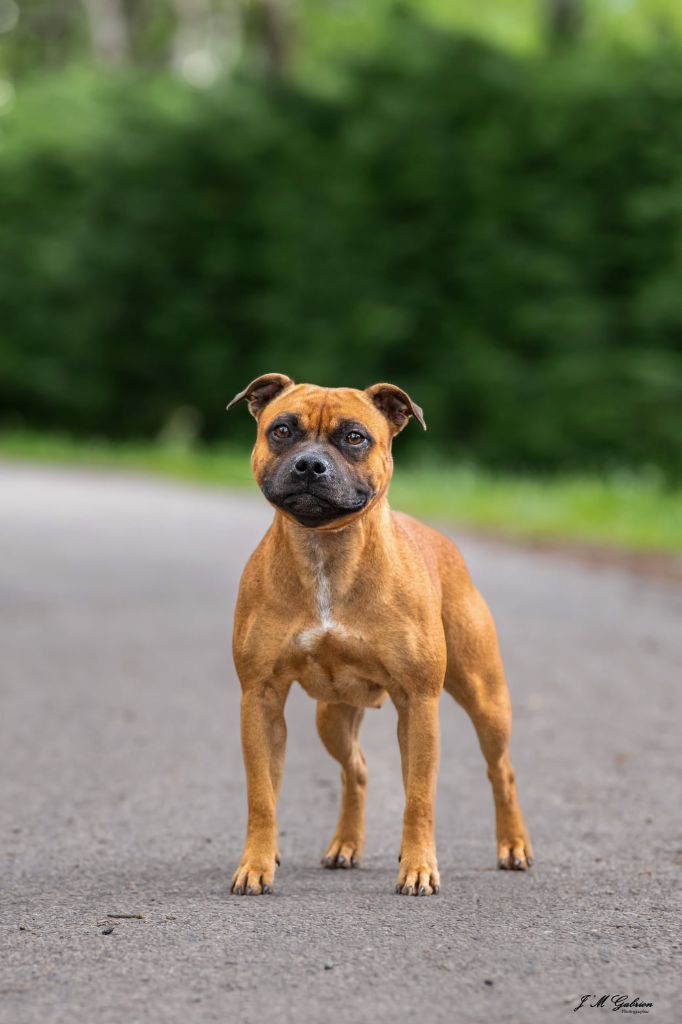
[394,694,441,896]
[231,682,288,895]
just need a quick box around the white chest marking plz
[296,547,346,651]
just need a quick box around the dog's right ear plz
[226,373,295,418]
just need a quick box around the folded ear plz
[226,373,294,418]
[365,382,426,434]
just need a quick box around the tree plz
[81,0,130,65]
[253,0,293,77]
[545,0,583,49]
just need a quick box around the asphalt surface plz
[1,463,681,1024]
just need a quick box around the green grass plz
[390,464,681,552]
[1,431,680,553]
[0,431,257,488]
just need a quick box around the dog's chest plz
[288,559,387,708]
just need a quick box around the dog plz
[227,373,533,895]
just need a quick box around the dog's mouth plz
[277,489,371,527]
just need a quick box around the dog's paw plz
[231,852,277,895]
[497,836,534,871]
[395,852,440,896]
[322,836,362,869]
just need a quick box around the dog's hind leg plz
[443,588,533,871]
[316,702,367,869]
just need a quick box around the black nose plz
[293,454,329,478]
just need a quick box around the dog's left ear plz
[365,383,426,434]
[226,373,294,418]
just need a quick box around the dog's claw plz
[497,840,533,871]
[231,856,276,895]
[395,856,439,897]
[322,840,361,869]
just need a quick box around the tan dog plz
[227,374,533,896]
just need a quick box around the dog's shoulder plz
[391,510,473,591]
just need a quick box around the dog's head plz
[227,374,425,530]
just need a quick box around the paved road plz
[1,463,680,1024]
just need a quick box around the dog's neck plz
[273,496,394,604]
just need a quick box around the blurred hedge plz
[2,18,682,474]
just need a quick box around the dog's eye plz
[346,431,365,445]
[272,424,291,439]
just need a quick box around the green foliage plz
[1,18,682,475]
